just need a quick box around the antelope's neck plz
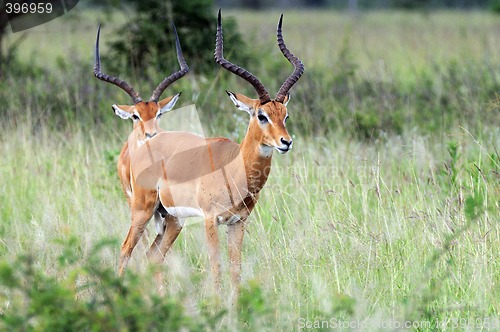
[240,135,273,194]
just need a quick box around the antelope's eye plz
[131,114,140,121]
[257,114,268,124]
[284,115,289,123]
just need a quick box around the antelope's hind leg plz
[150,211,166,250]
[146,214,183,293]
[147,214,183,264]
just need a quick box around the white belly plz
[165,206,204,218]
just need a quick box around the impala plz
[115,10,304,296]
[93,23,188,242]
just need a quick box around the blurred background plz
[1,0,499,137]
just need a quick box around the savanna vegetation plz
[0,5,498,331]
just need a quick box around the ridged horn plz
[93,24,142,104]
[149,22,189,102]
[275,14,304,103]
[215,9,271,104]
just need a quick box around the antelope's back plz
[131,132,242,189]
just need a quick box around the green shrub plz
[0,237,221,331]
[106,0,252,75]
[490,0,500,13]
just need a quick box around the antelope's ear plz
[112,104,134,119]
[158,92,181,115]
[282,93,290,106]
[226,91,254,115]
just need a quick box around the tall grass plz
[0,9,499,330]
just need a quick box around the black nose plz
[145,132,157,139]
[281,137,292,146]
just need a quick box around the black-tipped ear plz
[112,104,134,120]
[226,91,253,115]
[282,93,290,106]
[158,93,181,114]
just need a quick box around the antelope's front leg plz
[205,217,221,293]
[227,220,245,299]
[118,207,154,276]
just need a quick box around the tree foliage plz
[106,0,250,76]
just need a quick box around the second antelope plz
[93,23,189,262]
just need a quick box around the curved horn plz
[275,14,305,104]
[93,24,142,104]
[215,9,271,104]
[150,22,189,102]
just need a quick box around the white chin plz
[276,147,290,154]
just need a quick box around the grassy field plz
[1,8,499,331]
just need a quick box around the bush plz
[491,0,500,13]
[0,237,221,331]
[106,0,251,76]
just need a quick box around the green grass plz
[1,8,499,331]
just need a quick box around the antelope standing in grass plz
[93,23,188,242]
